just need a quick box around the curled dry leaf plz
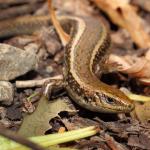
[131,102,150,122]
[108,49,150,84]
[92,0,150,48]
[132,0,150,12]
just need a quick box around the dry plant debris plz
[132,102,150,122]
[18,96,76,137]
[91,0,150,48]
[0,0,150,149]
[109,49,150,84]
[132,0,150,12]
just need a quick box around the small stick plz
[16,75,63,88]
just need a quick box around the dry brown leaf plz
[55,0,94,17]
[128,133,150,149]
[92,0,150,48]
[132,0,150,12]
[108,49,150,83]
[132,102,150,122]
[105,134,129,150]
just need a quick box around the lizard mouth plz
[83,103,135,113]
[95,101,135,113]
[106,103,135,113]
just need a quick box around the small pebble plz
[0,81,14,105]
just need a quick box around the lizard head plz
[91,84,135,113]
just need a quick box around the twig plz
[16,75,63,88]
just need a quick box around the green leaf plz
[18,96,75,137]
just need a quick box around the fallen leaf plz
[18,96,76,137]
[132,0,150,12]
[108,49,150,84]
[54,0,95,17]
[105,134,129,150]
[92,0,150,48]
[132,102,150,122]
[128,133,150,149]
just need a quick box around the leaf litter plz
[0,0,150,149]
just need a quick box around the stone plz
[0,81,14,105]
[0,44,38,80]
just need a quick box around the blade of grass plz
[1,126,98,150]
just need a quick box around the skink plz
[0,15,134,113]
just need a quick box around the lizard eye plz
[106,97,115,104]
